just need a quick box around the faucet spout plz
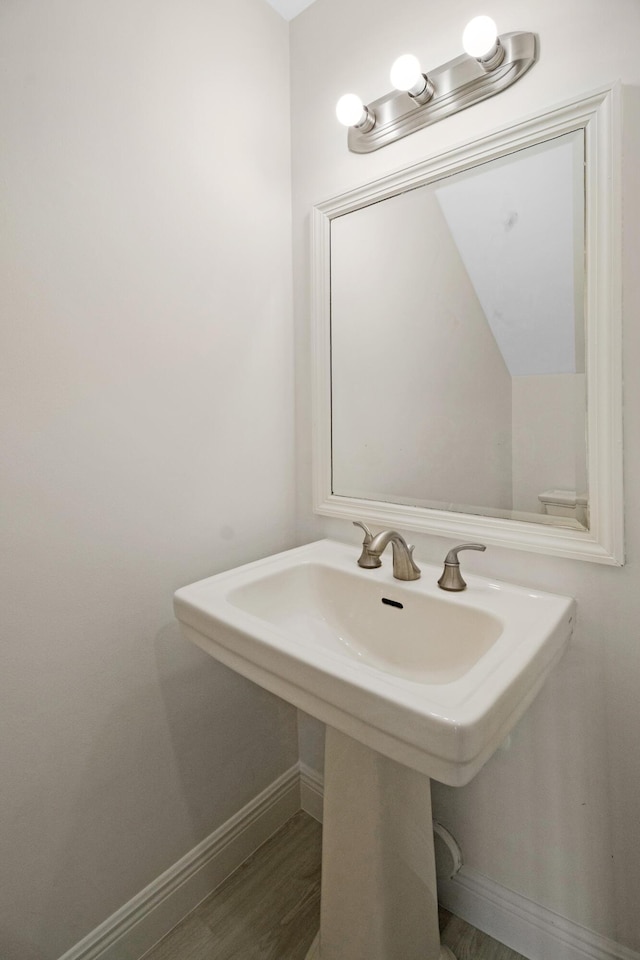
[358,527,421,581]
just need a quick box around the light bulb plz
[462,15,499,58]
[336,93,367,128]
[390,53,433,103]
[390,54,424,94]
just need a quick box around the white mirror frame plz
[312,85,624,565]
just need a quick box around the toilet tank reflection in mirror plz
[312,87,623,564]
[331,131,587,529]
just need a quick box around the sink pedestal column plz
[307,727,455,960]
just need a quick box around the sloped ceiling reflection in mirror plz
[262,0,317,20]
[435,133,584,377]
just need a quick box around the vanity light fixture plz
[336,17,537,153]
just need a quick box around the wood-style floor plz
[141,812,529,960]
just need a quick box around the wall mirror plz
[312,87,623,564]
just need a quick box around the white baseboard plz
[299,762,324,823]
[58,764,301,960]
[439,867,640,960]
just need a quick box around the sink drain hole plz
[381,598,404,609]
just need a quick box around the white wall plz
[291,0,640,951]
[0,2,297,958]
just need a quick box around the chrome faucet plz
[353,522,421,581]
[437,543,486,591]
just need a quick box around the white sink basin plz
[227,562,504,684]
[174,538,574,786]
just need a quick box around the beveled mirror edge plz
[311,83,624,565]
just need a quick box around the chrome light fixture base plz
[354,106,376,133]
[347,31,536,154]
[478,40,506,72]
[409,76,435,105]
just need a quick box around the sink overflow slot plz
[381,598,404,610]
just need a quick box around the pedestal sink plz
[174,538,574,960]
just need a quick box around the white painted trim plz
[439,866,640,960]
[299,762,324,823]
[57,765,301,960]
[311,83,624,565]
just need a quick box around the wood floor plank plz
[441,914,530,960]
[197,811,321,958]
[140,913,213,960]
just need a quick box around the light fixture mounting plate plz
[347,32,537,154]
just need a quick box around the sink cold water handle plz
[437,543,486,592]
